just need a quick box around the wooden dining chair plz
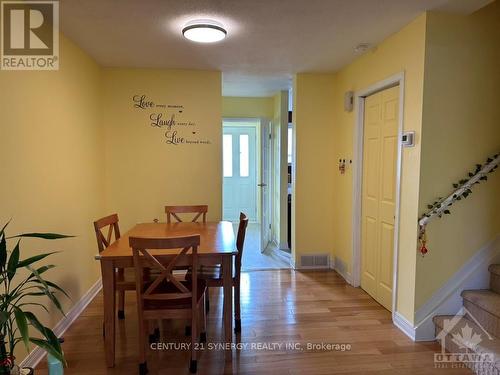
[186,212,248,333]
[130,235,207,374]
[165,205,208,224]
[94,214,131,320]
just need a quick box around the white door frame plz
[351,72,405,320]
[222,118,262,222]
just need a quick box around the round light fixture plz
[182,20,227,43]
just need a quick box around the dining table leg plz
[222,255,233,346]
[101,260,116,367]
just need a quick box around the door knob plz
[258,183,267,187]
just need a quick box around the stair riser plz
[464,299,500,338]
[490,273,500,295]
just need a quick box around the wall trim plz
[20,278,103,369]
[413,235,500,341]
[351,72,405,324]
[393,311,416,341]
[331,258,353,285]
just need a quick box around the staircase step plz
[489,265,500,295]
[462,290,500,338]
[434,315,500,374]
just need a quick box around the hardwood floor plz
[35,270,471,374]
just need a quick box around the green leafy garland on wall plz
[418,152,499,256]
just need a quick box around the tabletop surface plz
[98,221,237,260]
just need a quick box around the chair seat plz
[143,280,206,310]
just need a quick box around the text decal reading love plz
[132,94,212,146]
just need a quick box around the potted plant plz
[1,221,71,374]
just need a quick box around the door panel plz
[223,126,257,222]
[360,85,399,312]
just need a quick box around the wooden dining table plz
[96,221,237,367]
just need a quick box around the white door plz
[223,126,258,222]
[360,86,399,312]
[260,120,272,252]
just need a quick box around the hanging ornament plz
[419,229,428,256]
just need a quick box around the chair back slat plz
[130,235,201,305]
[93,214,121,252]
[165,205,208,223]
[235,213,249,276]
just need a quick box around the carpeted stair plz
[433,264,500,374]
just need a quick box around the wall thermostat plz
[401,131,415,147]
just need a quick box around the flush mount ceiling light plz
[182,20,227,43]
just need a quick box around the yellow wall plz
[0,35,104,357]
[102,69,222,231]
[415,3,500,309]
[329,14,427,322]
[222,96,274,119]
[292,74,336,264]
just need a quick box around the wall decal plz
[132,94,212,146]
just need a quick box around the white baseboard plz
[331,256,353,285]
[20,278,103,369]
[414,235,500,341]
[393,311,416,341]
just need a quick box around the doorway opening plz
[222,118,290,270]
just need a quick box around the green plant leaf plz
[17,252,58,268]
[29,279,70,299]
[0,221,10,268]
[9,233,73,240]
[14,307,30,351]
[0,310,8,327]
[27,264,56,280]
[44,280,70,299]
[0,234,6,269]
[18,303,49,313]
[29,338,66,366]
[24,311,47,336]
[27,266,66,316]
[7,240,20,280]
[43,326,63,359]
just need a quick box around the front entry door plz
[360,85,399,312]
[223,126,257,222]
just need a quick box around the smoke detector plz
[354,43,372,54]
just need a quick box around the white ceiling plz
[60,0,492,97]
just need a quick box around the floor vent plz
[299,254,330,269]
